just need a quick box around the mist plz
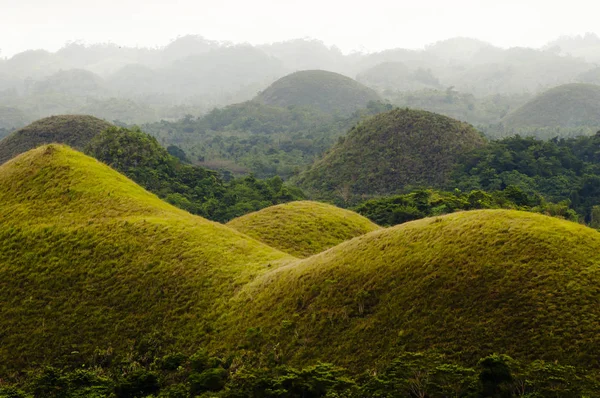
[2,0,600,133]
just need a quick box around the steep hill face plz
[298,108,486,203]
[227,201,380,258]
[0,145,292,372]
[503,83,600,130]
[218,210,600,370]
[0,115,113,164]
[254,70,381,115]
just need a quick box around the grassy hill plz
[0,115,112,164]
[502,83,600,135]
[218,210,600,370]
[254,70,381,115]
[298,108,486,204]
[3,148,600,381]
[227,201,380,258]
[0,145,292,373]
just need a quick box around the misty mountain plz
[0,35,599,127]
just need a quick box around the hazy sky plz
[1,0,598,58]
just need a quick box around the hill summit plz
[227,201,380,258]
[0,114,112,164]
[298,108,486,203]
[254,70,381,115]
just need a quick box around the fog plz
[2,0,600,132]
[1,0,600,57]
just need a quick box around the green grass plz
[255,70,381,115]
[503,83,600,132]
[4,146,600,377]
[298,108,486,204]
[0,114,113,164]
[227,201,380,258]
[0,145,293,373]
[217,209,600,371]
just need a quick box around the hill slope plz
[298,108,486,203]
[255,70,381,115]
[503,83,600,131]
[219,210,600,370]
[0,115,112,164]
[0,145,292,372]
[227,201,380,258]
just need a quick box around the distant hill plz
[503,83,600,135]
[255,70,381,115]
[298,108,486,203]
[0,145,291,372]
[32,69,105,97]
[0,106,30,129]
[219,210,600,370]
[356,62,441,92]
[106,64,160,96]
[227,201,380,257]
[0,115,112,164]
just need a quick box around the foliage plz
[85,126,304,222]
[227,201,380,258]
[143,101,393,179]
[451,133,600,222]
[2,350,598,397]
[354,188,578,226]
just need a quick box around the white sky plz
[0,0,598,58]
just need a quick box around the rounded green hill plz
[0,114,113,164]
[298,108,486,203]
[503,83,600,130]
[254,70,381,114]
[219,210,600,370]
[0,145,292,373]
[227,201,380,258]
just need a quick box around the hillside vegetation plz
[3,148,600,396]
[452,134,600,222]
[0,145,292,373]
[255,70,381,115]
[227,201,380,257]
[144,100,393,179]
[502,83,600,137]
[298,108,486,204]
[0,114,112,164]
[85,126,305,221]
[219,210,600,371]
